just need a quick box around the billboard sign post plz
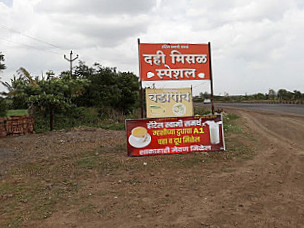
[133,40,222,156]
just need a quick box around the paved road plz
[213,103,304,116]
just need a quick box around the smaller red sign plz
[139,43,210,81]
[126,115,225,156]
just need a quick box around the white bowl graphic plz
[198,73,205,78]
[147,72,155,78]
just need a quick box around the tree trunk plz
[50,108,54,131]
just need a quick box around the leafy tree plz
[277,89,293,100]
[268,89,276,100]
[199,92,210,100]
[0,97,8,117]
[73,60,96,79]
[253,93,266,100]
[0,52,8,116]
[223,92,230,102]
[1,68,39,108]
[73,62,140,114]
[115,72,140,114]
[293,90,302,100]
[0,52,5,71]
[3,68,89,130]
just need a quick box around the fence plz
[0,115,34,137]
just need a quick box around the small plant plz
[6,109,28,117]
[194,106,211,115]
[0,97,8,117]
[223,113,242,133]
[33,106,137,133]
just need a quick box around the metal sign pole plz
[191,85,194,115]
[208,42,215,114]
[138,38,144,118]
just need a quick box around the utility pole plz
[64,50,78,76]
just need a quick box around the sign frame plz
[138,43,211,82]
[126,115,225,157]
[137,40,215,116]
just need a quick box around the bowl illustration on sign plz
[128,127,151,148]
[147,72,155,78]
[198,73,205,78]
[172,103,186,116]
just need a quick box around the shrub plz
[0,97,8,117]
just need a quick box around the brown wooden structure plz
[0,115,34,137]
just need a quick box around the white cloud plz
[0,0,13,7]
[35,0,156,15]
[1,0,304,95]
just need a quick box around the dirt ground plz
[0,108,304,228]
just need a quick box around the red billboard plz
[126,115,225,156]
[139,43,210,81]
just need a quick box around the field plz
[6,110,28,117]
[0,109,304,227]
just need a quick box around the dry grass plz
[0,114,256,227]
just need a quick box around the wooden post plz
[191,85,194,115]
[140,81,144,118]
[138,38,144,118]
[208,42,215,114]
[50,108,54,131]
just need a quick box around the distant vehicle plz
[204,99,211,104]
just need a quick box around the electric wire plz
[0,24,64,51]
[0,37,62,55]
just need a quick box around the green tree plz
[0,52,8,116]
[0,52,5,71]
[268,89,276,100]
[73,62,139,114]
[3,68,89,131]
[0,97,7,117]
[293,90,302,100]
[1,67,39,108]
[277,89,293,101]
[115,72,140,114]
[253,93,266,100]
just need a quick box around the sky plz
[0,0,303,96]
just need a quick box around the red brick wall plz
[0,115,34,137]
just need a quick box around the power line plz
[0,24,64,51]
[0,37,62,55]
